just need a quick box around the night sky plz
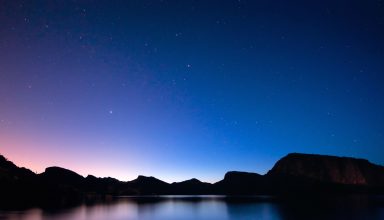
[1,0,384,182]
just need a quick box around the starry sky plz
[1,0,384,182]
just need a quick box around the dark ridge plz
[0,155,17,170]
[174,178,204,184]
[127,175,170,195]
[171,178,213,195]
[0,155,35,179]
[130,175,168,185]
[1,152,384,208]
[223,171,262,181]
[84,175,123,195]
[40,166,84,186]
[267,153,384,186]
[214,171,267,195]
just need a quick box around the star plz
[109,110,113,114]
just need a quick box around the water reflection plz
[0,196,383,220]
[226,202,281,220]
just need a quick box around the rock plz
[267,153,384,186]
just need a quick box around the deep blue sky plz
[1,0,384,182]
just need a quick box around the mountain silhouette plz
[40,166,84,186]
[127,175,170,195]
[171,178,213,194]
[0,155,35,180]
[84,175,123,195]
[214,171,268,194]
[267,153,384,186]
[1,152,384,208]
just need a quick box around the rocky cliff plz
[267,153,384,186]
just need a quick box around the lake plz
[1,195,384,220]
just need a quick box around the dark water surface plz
[1,195,384,220]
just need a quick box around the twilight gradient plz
[1,0,384,182]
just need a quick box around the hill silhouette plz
[171,178,213,194]
[268,153,384,185]
[1,153,384,208]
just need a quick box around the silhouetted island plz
[1,153,384,208]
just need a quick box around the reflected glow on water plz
[1,196,384,220]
